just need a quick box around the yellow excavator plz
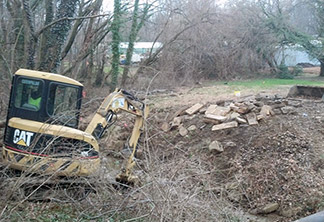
[2,69,148,186]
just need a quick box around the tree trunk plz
[39,0,78,72]
[110,0,121,91]
[94,51,106,87]
[37,0,53,70]
[7,1,25,71]
[121,0,139,87]
[22,0,36,69]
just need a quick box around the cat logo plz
[13,129,34,147]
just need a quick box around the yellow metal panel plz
[15,69,83,87]
[8,117,99,151]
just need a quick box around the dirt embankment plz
[144,92,324,221]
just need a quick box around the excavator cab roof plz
[15,69,83,87]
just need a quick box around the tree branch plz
[36,13,112,37]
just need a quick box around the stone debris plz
[165,95,301,133]
[257,115,264,121]
[212,121,238,131]
[228,112,240,121]
[203,117,220,124]
[205,113,227,122]
[208,140,224,153]
[179,125,188,136]
[232,103,250,114]
[171,116,182,128]
[205,104,218,115]
[188,125,197,131]
[260,105,274,117]
[185,103,204,115]
[281,106,297,115]
[236,116,247,124]
[206,105,231,116]
[287,100,302,107]
[246,112,258,125]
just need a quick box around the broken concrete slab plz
[188,125,197,131]
[260,105,274,117]
[185,103,204,115]
[232,103,250,114]
[245,101,256,110]
[203,117,221,124]
[287,100,302,107]
[212,121,238,131]
[171,116,182,128]
[236,116,247,124]
[205,113,227,122]
[205,105,231,116]
[257,115,264,121]
[281,106,297,115]
[208,140,224,153]
[246,112,258,125]
[228,112,240,121]
[205,104,218,114]
[179,125,188,136]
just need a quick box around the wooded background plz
[0,0,323,90]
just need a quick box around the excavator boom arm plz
[85,89,148,184]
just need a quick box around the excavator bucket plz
[287,85,324,99]
[115,172,138,187]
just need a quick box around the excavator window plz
[14,78,43,111]
[47,83,80,127]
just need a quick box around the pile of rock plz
[161,94,301,135]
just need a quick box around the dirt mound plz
[234,130,323,218]
[149,95,324,221]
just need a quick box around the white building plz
[119,42,163,63]
[275,44,320,66]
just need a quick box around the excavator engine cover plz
[288,85,324,99]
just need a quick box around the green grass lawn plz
[190,77,324,96]
[206,78,324,91]
[225,78,324,87]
